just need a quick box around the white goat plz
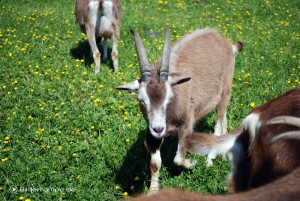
[117,27,242,192]
[75,0,123,73]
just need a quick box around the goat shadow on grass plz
[115,129,183,196]
[194,114,216,134]
[69,40,114,70]
[116,115,215,196]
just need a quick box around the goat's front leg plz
[149,149,161,193]
[174,132,196,168]
[145,132,164,194]
[85,24,101,74]
[111,34,118,72]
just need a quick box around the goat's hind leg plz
[85,24,101,74]
[174,132,196,168]
[111,34,118,72]
[102,38,109,62]
[214,91,232,136]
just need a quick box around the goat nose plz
[153,127,164,134]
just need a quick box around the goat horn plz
[267,116,300,127]
[267,116,300,143]
[271,131,300,143]
[130,29,151,82]
[160,27,171,81]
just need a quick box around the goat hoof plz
[95,67,100,74]
[184,159,197,168]
[148,188,159,195]
[174,159,197,168]
[206,159,213,167]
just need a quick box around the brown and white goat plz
[186,88,300,192]
[128,101,300,201]
[128,167,300,201]
[75,0,123,73]
[117,27,242,192]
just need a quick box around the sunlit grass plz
[0,0,299,200]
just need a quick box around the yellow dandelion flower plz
[1,158,8,162]
[58,146,62,151]
[250,102,255,108]
[123,192,128,196]
[115,186,120,190]
[19,196,24,200]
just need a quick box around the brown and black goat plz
[75,0,123,73]
[128,167,300,201]
[186,88,300,192]
[127,92,300,201]
[117,27,242,192]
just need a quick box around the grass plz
[0,0,299,200]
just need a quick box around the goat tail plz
[232,41,243,54]
[185,127,243,157]
[98,0,105,11]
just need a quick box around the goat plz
[186,88,300,192]
[75,0,123,73]
[117,27,243,192]
[127,167,300,201]
[127,107,300,201]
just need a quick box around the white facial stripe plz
[138,83,150,111]
[139,81,174,138]
[150,82,173,137]
[164,81,174,107]
[150,109,167,138]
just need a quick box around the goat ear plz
[116,80,140,90]
[169,76,191,86]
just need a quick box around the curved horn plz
[130,29,151,82]
[160,27,171,81]
[267,116,300,143]
[267,116,300,127]
[271,131,300,143]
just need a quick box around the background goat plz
[117,27,242,192]
[186,88,300,192]
[75,0,123,73]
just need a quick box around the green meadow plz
[0,0,299,200]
